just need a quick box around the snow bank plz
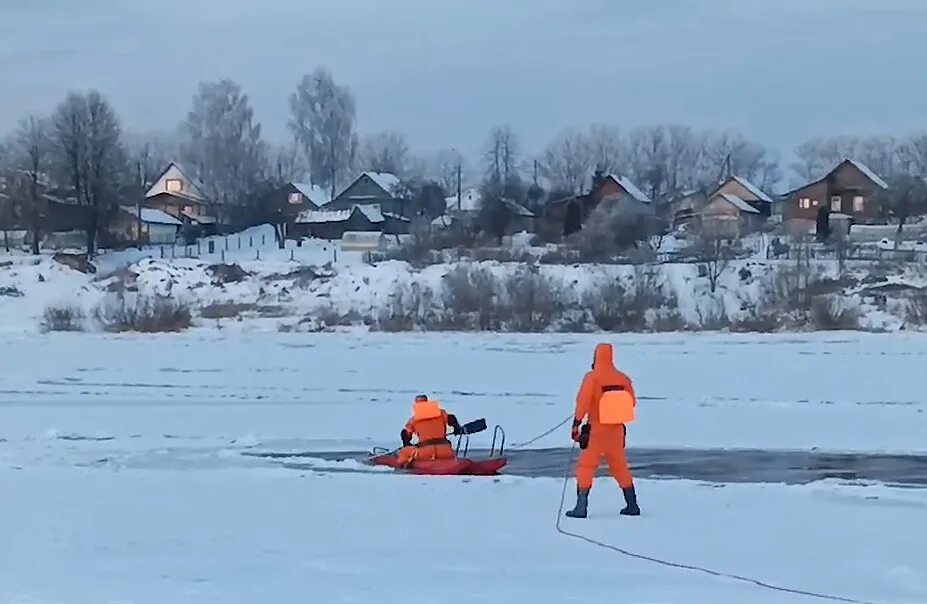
[3,245,927,334]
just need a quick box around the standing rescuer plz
[565,342,640,519]
[396,395,462,467]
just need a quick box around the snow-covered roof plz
[145,162,208,202]
[295,204,385,224]
[120,206,183,226]
[719,193,760,214]
[292,182,331,204]
[364,171,401,194]
[846,159,889,190]
[731,176,772,203]
[608,175,651,203]
[502,198,535,217]
[431,215,453,229]
[358,204,385,223]
[445,188,481,212]
[382,211,410,222]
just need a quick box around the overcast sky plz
[1,0,925,162]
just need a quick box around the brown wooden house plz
[545,173,652,236]
[782,159,889,235]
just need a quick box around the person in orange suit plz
[565,342,640,518]
[396,395,462,467]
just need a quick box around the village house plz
[323,171,405,216]
[545,173,652,236]
[781,159,889,235]
[696,176,773,238]
[106,206,182,246]
[291,204,410,240]
[0,169,89,247]
[142,162,219,233]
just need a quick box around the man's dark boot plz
[620,485,640,516]
[565,487,589,518]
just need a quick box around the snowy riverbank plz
[3,242,927,335]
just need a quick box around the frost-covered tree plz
[900,134,927,176]
[9,115,52,254]
[699,129,781,193]
[181,79,267,210]
[289,67,358,200]
[124,130,180,189]
[483,125,520,186]
[429,148,466,197]
[358,130,409,176]
[587,123,623,174]
[51,90,129,257]
[541,127,592,194]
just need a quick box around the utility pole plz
[136,161,143,250]
[533,159,539,187]
[456,162,462,211]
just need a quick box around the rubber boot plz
[620,485,640,516]
[565,487,589,518]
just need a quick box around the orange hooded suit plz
[396,396,460,467]
[566,342,640,518]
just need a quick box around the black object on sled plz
[459,418,487,435]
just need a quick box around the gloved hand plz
[571,419,582,443]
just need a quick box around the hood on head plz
[593,343,614,369]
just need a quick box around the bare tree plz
[900,133,927,176]
[10,115,51,254]
[625,125,670,200]
[182,79,267,221]
[289,67,358,200]
[51,90,129,257]
[694,224,734,294]
[875,174,927,249]
[358,130,409,176]
[268,143,309,183]
[483,125,520,186]
[699,128,781,192]
[540,127,592,194]
[587,123,623,174]
[429,148,466,196]
[124,130,179,188]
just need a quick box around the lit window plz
[812,199,819,206]
[288,192,302,204]
[853,196,864,213]
[799,197,811,209]
[831,196,842,212]
[166,179,183,193]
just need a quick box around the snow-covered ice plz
[1,331,926,458]
[2,330,926,603]
[1,469,925,603]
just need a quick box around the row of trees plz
[4,64,927,257]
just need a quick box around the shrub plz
[41,304,85,332]
[441,264,499,330]
[808,296,861,331]
[500,266,561,332]
[584,266,671,332]
[207,263,249,284]
[200,302,256,319]
[906,293,927,326]
[374,281,438,332]
[95,295,192,333]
